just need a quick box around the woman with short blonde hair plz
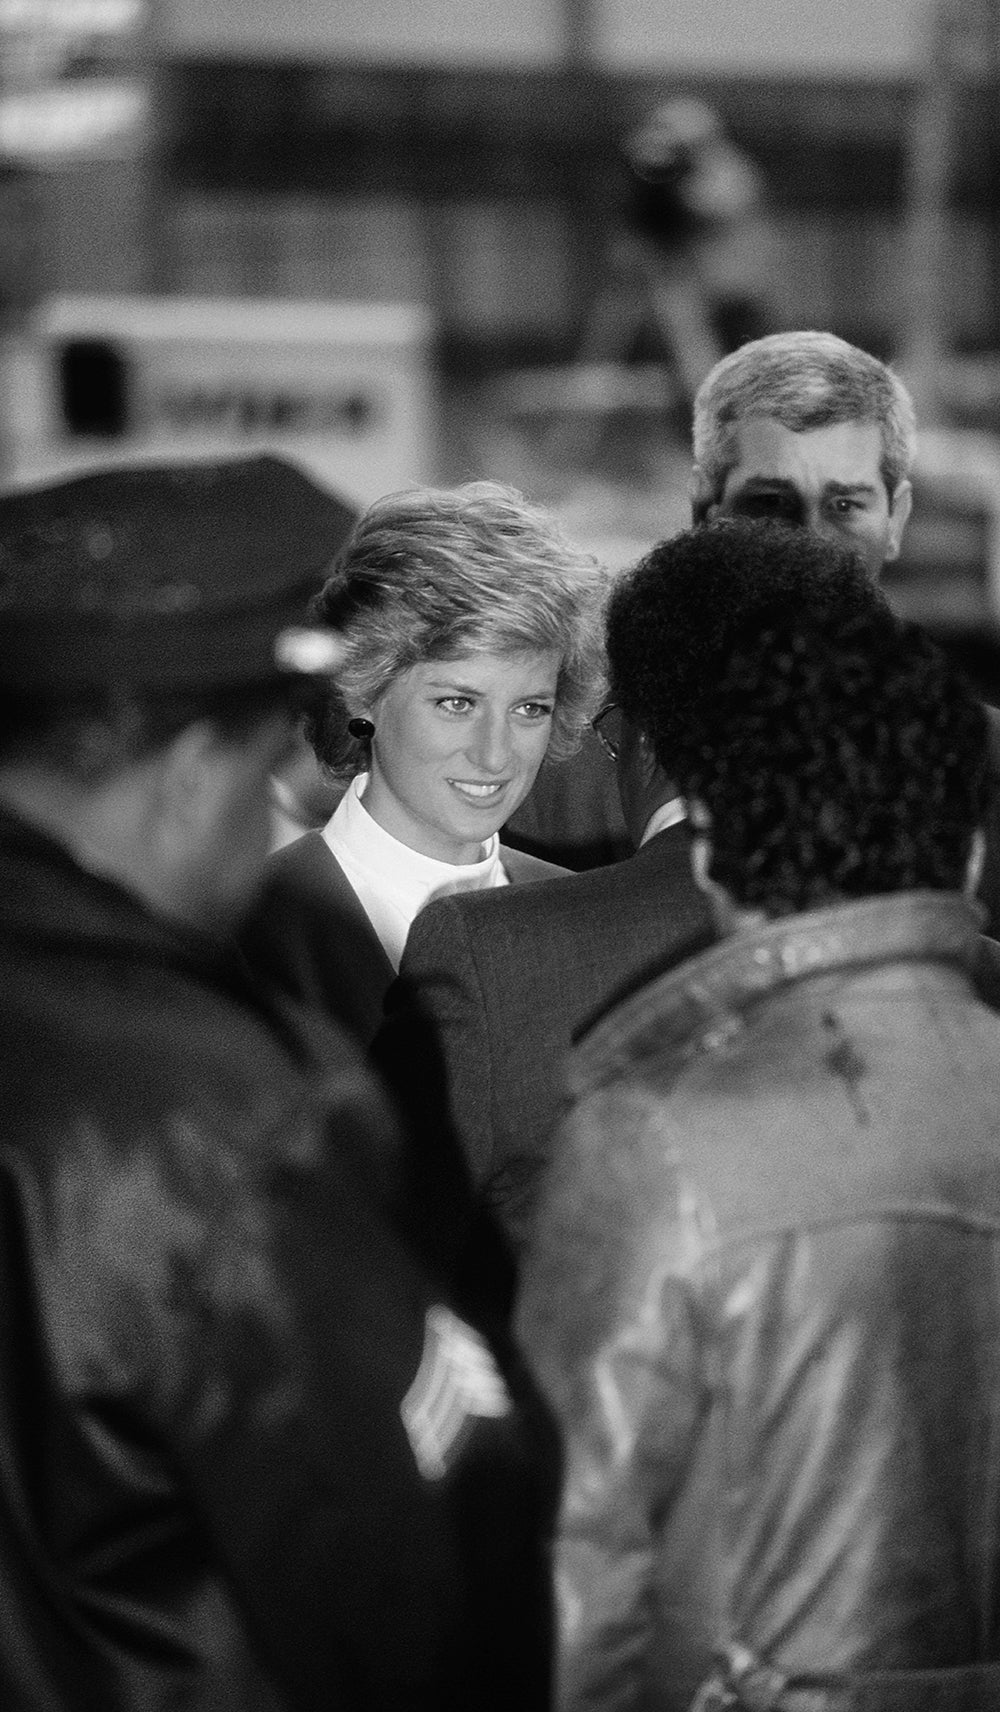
[241,479,608,1043]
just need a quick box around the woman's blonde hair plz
[306,480,608,780]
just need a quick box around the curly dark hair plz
[678,605,989,916]
[605,517,888,776]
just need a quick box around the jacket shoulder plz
[499,844,569,883]
[239,835,393,1045]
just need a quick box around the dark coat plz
[0,807,557,1712]
[238,830,565,1047]
[374,824,716,1254]
[519,891,1000,1711]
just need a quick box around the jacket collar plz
[571,889,982,1096]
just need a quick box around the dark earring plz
[347,717,375,741]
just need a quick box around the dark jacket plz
[239,829,564,1047]
[375,824,715,1254]
[519,891,1000,1712]
[0,807,557,1712]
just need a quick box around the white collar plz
[322,774,507,969]
[640,796,688,846]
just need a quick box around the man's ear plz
[690,464,718,525]
[638,727,662,791]
[884,478,913,562]
[685,797,713,893]
[965,825,987,902]
[154,720,224,849]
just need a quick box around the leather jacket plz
[0,807,557,1712]
[518,891,1000,1711]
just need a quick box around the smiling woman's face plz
[360,649,561,864]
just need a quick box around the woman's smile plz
[448,778,509,801]
[361,649,561,864]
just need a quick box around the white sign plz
[0,77,146,158]
[0,0,146,161]
[0,1,141,30]
[19,295,441,506]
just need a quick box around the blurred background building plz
[4,0,1000,681]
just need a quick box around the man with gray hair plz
[690,328,915,576]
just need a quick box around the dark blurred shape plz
[58,338,129,437]
[623,95,762,254]
[526,95,772,479]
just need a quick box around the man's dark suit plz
[373,823,716,1255]
[239,831,563,1047]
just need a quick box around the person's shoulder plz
[248,832,359,938]
[405,826,708,966]
[499,825,700,911]
[499,845,570,884]
[412,839,682,939]
[263,829,340,893]
[398,855,636,991]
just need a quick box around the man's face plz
[699,417,912,578]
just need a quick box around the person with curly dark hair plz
[682,606,988,920]
[603,513,889,781]
[519,598,1000,1712]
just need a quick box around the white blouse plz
[322,773,510,972]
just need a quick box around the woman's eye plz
[437,696,473,714]
[516,702,554,721]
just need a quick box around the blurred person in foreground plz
[0,454,558,1712]
[239,479,607,1046]
[519,599,1000,1712]
[375,519,884,1258]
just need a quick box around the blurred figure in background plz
[520,597,1000,1712]
[0,455,559,1712]
[621,95,768,386]
[240,479,607,1046]
[548,94,767,436]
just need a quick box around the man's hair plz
[692,330,917,502]
[0,679,296,784]
[605,517,886,775]
[679,606,988,915]
[306,480,607,780]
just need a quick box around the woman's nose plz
[466,712,509,773]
